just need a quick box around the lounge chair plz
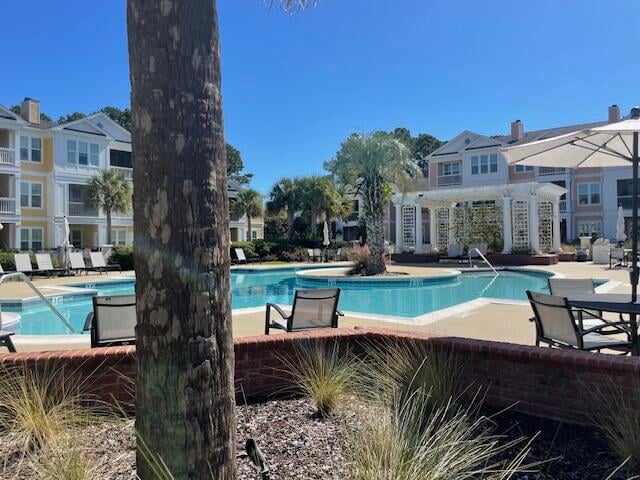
[468,242,488,259]
[89,252,122,274]
[0,331,16,352]
[69,252,91,275]
[234,248,260,265]
[610,247,627,268]
[35,253,66,277]
[313,248,323,263]
[526,290,632,353]
[14,253,45,278]
[265,287,343,334]
[439,243,463,263]
[83,294,136,347]
[307,249,316,262]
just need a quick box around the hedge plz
[110,246,134,271]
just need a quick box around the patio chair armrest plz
[336,309,344,317]
[265,303,290,320]
[83,313,94,332]
[581,321,631,335]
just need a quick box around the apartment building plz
[386,105,633,251]
[0,98,262,250]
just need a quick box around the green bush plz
[230,241,256,259]
[111,246,134,271]
[0,251,16,271]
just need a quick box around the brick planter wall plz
[1,327,638,426]
[485,253,559,266]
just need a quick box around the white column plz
[15,224,21,250]
[552,199,562,252]
[415,205,423,253]
[502,196,512,254]
[429,207,438,252]
[448,204,456,247]
[529,195,540,254]
[394,204,403,251]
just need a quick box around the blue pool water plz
[7,268,551,335]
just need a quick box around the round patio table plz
[568,293,640,355]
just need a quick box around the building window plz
[578,183,601,205]
[251,230,257,240]
[20,182,42,208]
[71,229,82,248]
[617,179,637,209]
[20,228,43,251]
[67,140,76,164]
[578,221,602,237]
[68,184,98,216]
[514,165,534,173]
[437,161,462,186]
[67,140,99,166]
[109,149,132,168]
[19,136,42,162]
[471,154,498,175]
[110,229,128,246]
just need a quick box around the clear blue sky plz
[2,1,639,193]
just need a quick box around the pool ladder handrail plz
[0,272,77,333]
[470,248,499,276]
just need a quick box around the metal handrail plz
[0,272,77,333]
[470,248,499,276]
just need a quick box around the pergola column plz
[429,207,438,252]
[448,203,456,247]
[502,196,512,254]
[552,199,562,252]
[415,204,423,253]
[394,203,403,251]
[529,195,541,254]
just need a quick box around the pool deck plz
[2,260,634,352]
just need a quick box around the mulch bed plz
[2,398,636,479]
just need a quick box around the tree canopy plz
[226,143,253,185]
[389,127,444,174]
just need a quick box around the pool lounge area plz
[0,260,628,352]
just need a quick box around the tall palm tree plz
[128,1,313,478]
[299,176,353,239]
[86,169,132,245]
[233,188,264,240]
[267,177,302,241]
[327,132,418,274]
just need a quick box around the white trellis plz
[538,201,553,252]
[401,205,416,248]
[511,200,530,251]
[436,208,450,252]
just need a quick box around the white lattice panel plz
[511,200,529,251]
[402,205,416,247]
[436,208,450,251]
[538,201,553,253]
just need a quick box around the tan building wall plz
[20,173,48,218]
[21,137,54,173]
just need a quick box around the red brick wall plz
[1,328,638,426]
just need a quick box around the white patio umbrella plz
[502,107,640,350]
[617,206,627,244]
[322,221,331,247]
[61,216,71,269]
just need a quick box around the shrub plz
[110,246,134,271]
[349,245,370,274]
[279,340,357,417]
[279,247,309,262]
[0,251,16,271]
[231,241,256,259]
[262,254,279,262]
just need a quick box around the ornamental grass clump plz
[278,340,357,417]
[28,434,100,480]
[593,381,640,471]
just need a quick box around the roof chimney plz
[608,104,620,123]
[20,98,40,124]
[511,120,524,141]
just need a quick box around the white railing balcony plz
[110,166,133,179]
[538,167,566,175]
[0,148,16,166]
[437,175,462,187]
[0,197,16,214]
[68,202,99,217]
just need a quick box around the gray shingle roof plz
[491,120,607,146]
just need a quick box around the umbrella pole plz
[631,130,639,355]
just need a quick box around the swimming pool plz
[6,268,552,335]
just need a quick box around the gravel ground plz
[1,399,636,479]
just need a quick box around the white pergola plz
[392,182,567,254]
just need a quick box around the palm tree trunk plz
[247,214,252,241]
[363,179,386,275]
[310,208,319,240]
[127,1,235,479]
[106,209,112,245]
